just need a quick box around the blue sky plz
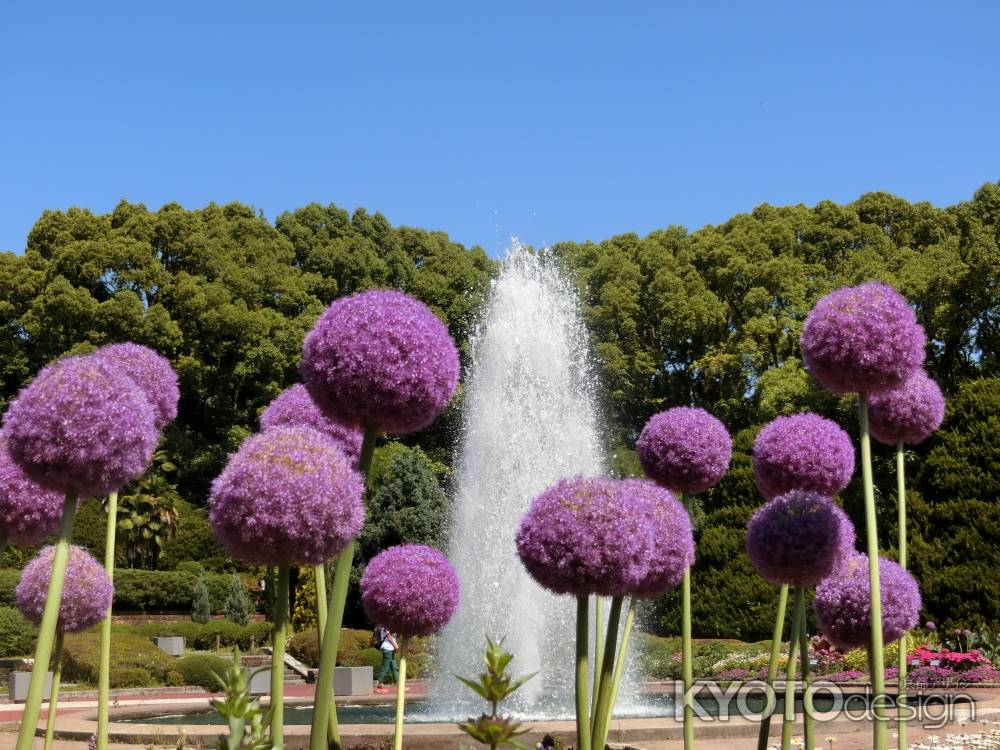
[2,0,998,256]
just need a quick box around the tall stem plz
[896,439,907,750]
[271,565,290,745]
[97,491,117,750]
[43,632,64,750]
[859,397,887,750]
[591,596,623,750]
[798,592,813,750]
[780,587,804,750]
[605,597,638,741]
[392,637,409,750]
[16,491,78,750]
[681,492,694,750]
[315,563,329,650]
[575,596,592,750]
[590,596,604,736]
[756,584,789,750]
[310,426,378,750]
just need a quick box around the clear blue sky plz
[2,0,998,256]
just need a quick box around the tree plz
[192,575,211,624]
[117,450,181,569]
[223,575,251,626]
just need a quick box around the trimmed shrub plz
[62,631,175,685]
[177,654,231,691]
[165,670,185,687]
[192,576,211,624]
[0,606,37,657]
[223,575,250,626]
[110,667,153,688]
[287,628,378,668]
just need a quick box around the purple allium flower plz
[15,545,113,633]
[813,552,921,650]
[2,355,158,496]
[867,370,945,446]
[92,343,179,432]
[636,407,732,494]
[260,384,363,465]
[515,477,694,598]
[300,290,460,434]
[800,281,926,395]
[0,437,66,546]
[360,544,459,637]
[208,426,364,566]
[746,491,856,587]
[752,413,855,500]
[926,621,936,631]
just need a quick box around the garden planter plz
[9,671,52,702]
[154,636,185,656]
[334,665,373,695]
[248,666,271,695]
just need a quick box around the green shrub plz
[192,575,211,624]
[0,606,37,657]
[0,571,20,607]
[109,667,154,688]
[62,631,175,685]
[357,647,383,671]
[176,561,206,577]
[111,620,271,651]
[223,575,250,626]
[287,628,380,668]
[177,654,232,690]
[288,630,319,667]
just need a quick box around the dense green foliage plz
[224,574,251,625]
[116,620,271,651]
[192,575,212,623]
[61,630,176,686]
[0,606,36,657]
[1,185,998,635]
[177,653,233,690]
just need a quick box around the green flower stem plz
[315,563,329,649]
[97,491,118,750]
[605,597,638,739]
[43,631,64,750]
[896,439,908,750]
[575,596,592,750]
[310,426,378,750]
[590,595,604,736]
[591,596,623,750]
[681,492,695,750]
[859,397,888,750]
[780,587,804,750]
[271,565,290,745]
[756,584,789,750]
[797,592,813,750]
[16,491,78,750]
[392,637,409,750]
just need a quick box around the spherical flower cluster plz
[300,290,460,434]
[813,552,921,650]
[516,476,694,598]
[0,438,65,545]
[800,281,926,394]
[16,545,113,633]
[93,343,179,432]
[360,544,460,637]
[867,369,945,446]
[209,426,364,566]
[752,413,855,500]
[746,491,856,586]
[2,355,158,496]
[636,407,732,494]
[260,384,363,464]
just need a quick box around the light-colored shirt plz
[379,627,395,652]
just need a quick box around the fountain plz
[427,241,609,719]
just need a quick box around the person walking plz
[374,625,399,692]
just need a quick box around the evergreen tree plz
[223,574,250,626]
[191,574,211,624]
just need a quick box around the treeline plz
[1,185,998,636]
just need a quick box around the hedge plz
[115,620,271,650]
[0,569,237,613]
[177,654,232,691]
[0,606,36,657]
[62,631,176,686]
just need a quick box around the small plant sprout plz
[456,637,536,750]
[209,648,274,750]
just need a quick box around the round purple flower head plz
[260,384,363,465]
[618,480,695,598]
[2,355,158,496]
[636,407,732,494]
[209,426,364,566]
[813,552,921,650]
[517,476,682,597]
[746,491,856,587]
[867,369,945,446]
[800,281,926,395]
[300,290,460,434]
[0,437,65,545]
[16,545,113,633]
[753,413,855,500]
[93,343,179,432]
[360,544,460,637]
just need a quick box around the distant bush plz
[288,628,382,669]
[165,669,185,687]
[192,576,211,624]
[62,631,175,685]
[113,620,270,651]
[177,654,232,691]
[0,606,36,657]
[109,667,153,688]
